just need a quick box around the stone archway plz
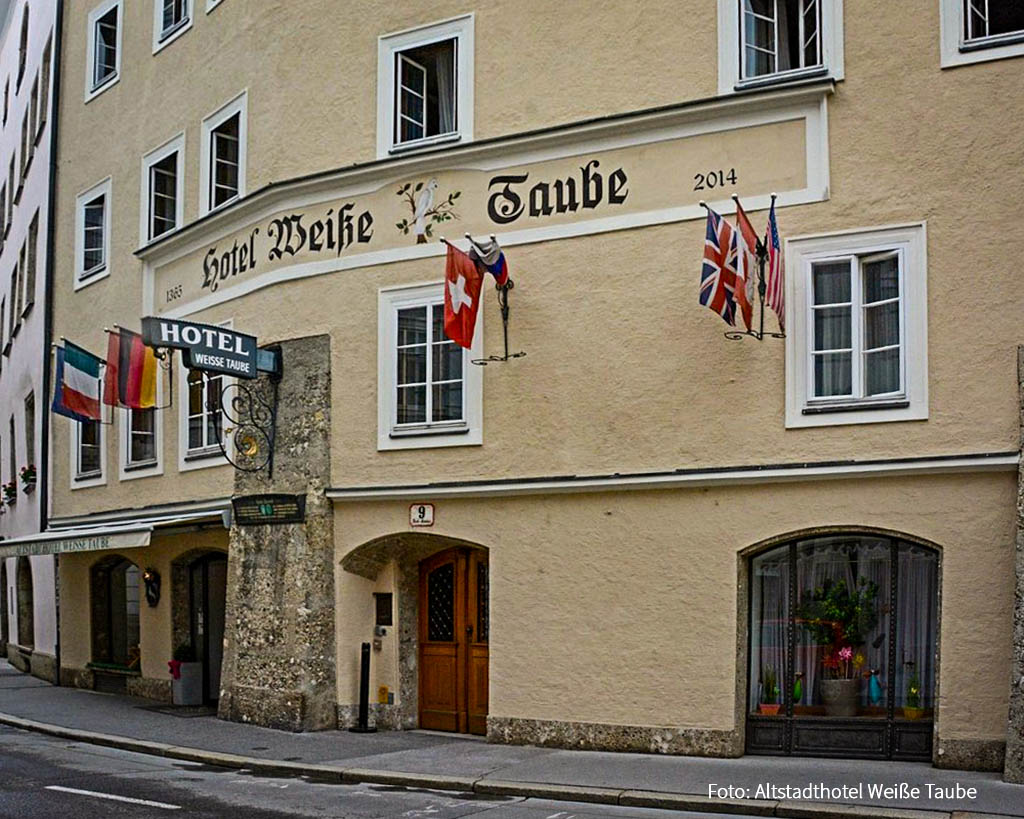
[340,532,489,731]
[16,557,33,648]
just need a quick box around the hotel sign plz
[0,531,151,559]
[141,316,259,379]
[146,87,829,315]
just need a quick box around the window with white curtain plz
[741,0,822,80]
[377,15,474,157]
[785,224,927,428]
[810,252,902,401]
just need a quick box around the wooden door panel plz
[419,548,488,735]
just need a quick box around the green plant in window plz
[761,665,780,704]
[795,576,879,649]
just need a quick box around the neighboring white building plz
[0,0,57,682]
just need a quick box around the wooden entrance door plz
[189,554,228,704]
[418,548,489,735]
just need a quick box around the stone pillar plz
[218,334,337,732]
[1005,347,1024,782]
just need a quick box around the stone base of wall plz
[6,644,30,673]
[60,666,94,691]
[487,716,743,757]
[126,676,172,703]
[220,684,324,732]
[29,652,57,683]
[336,702,411,731]
[935,738,1006,772]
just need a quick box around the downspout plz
[40,0,64,686]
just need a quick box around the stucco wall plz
[335,471,1015,743]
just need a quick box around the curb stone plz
[0,712,973,818]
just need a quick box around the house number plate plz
[410,503,434,527]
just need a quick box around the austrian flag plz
[443,244,483,349]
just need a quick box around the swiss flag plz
[443,244,483,349]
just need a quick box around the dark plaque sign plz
[232,494,306,526]
[142,316,259,379]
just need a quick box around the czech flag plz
[56,343,103,421]
[469,238,510,286]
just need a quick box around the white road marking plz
[44,785,182,810]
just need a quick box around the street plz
[0,725,744,819]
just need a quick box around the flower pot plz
[758,703,782,716]
[171,662,203,706]
[22,481,35,495]
[821,678,859,717]
[902,706,925,720]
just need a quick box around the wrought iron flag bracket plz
[699,197,785,343]
[446,232,526,366]
[210,347,282,479]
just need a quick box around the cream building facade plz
[10,0,1024,781]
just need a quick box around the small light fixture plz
[143,568,161,607]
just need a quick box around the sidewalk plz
[1,663,1020,818]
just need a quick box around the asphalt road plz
[0,725,749,819]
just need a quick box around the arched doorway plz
[419,547,488,734]
[745,532,939,760]
[188,553,227,704]
[16,557,33,648]
[0,561,8,654]
[90,556,141,669]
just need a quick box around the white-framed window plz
[71,417,105,487]
[74,177,112,289]
[718,0,843,93]
[377,282,482,450]
[119,401,164,479]
[785,223,928,428]
[200,91,246,215]
[140,133,184,243]
[177,341,231,472]
[377,14,474,158]
[22,210,36,315]
[37,36,50,139]
[153,0,192,53]
[940,0,1024,66]
[86,0,122,101]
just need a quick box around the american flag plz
[765,199,784,330]
[699,207,738,326]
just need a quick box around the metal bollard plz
[349,642,377,733]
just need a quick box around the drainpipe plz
[40,0,64,687]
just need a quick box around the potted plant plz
[2,480,17,505]
[796,577,878,717]
[758,665,781,715]
[19,464,36,494]
[903,666,924,719]
[168,643,203,706]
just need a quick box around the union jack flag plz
[699,207,738,326]
[765,199,784,330]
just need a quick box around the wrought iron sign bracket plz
[212,344,282,480]
[472,279,527,365]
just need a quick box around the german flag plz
[105,328,157,409]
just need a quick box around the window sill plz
[154,17,193,54]
[75,266,109,291]
[203,194,240,217]
[390,424,469,439]
[85,73,119,103]
[961,31,1024,52]
[2,341,11,357]
[802,399,910,415]
[388,131,462,156]
[74,471,103,483]
[184,446,224,462]
[734,65,830,93]
[124,459,159,472]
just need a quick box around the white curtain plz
[435,45,455,135]
[750,549,789,712]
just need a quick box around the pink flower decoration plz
[838,646,853,661]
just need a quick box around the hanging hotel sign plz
[141,316,260,379]
[145,87,829,317]
[232,494,306,526]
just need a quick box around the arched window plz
[91,557,141,669]
[16,6,28,87]
[747,533,938,760]
[16,556,33,648]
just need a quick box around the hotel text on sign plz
[142,317,259,379]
